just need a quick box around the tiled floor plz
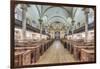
[36,40,77,64]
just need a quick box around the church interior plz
[14,3,95,67]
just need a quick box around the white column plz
[67,28,69,39]
[39,19,43,40]
[71,20,75,39]
[83,8,89,42]
[21,4,28,41]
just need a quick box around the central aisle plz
[36,40,77,64]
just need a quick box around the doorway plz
[55,32,60,40]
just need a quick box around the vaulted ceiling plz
[15,4,94,34]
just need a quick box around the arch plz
[47,16,68,26]
[73,8,77,18]
[35,5,41,17]
[47,16,68,30]
[41,6,71,18]
[49,21,66,29]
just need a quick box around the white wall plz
[14,27,48,41]
[67,30,94,42]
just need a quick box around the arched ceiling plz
[42,6,71,18]
[29,5,74,31]
[49,21,66,31]
[48,16,67,24]
[15,4,94,34]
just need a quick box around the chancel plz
[14,3,95,67]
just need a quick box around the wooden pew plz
[73,46,94,61]
[40,40,53,55]
[61,39,84,54]
[69,39,85,54]
[14,39,53,67]
[15,43,41,63]
[14,50,31,67]
[61,38,95,62]
[61,39,69,49]
[66,39,94,54]
[80,48,95,62]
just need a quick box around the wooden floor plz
[35,40,77,64]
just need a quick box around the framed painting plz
[10,0,96,68]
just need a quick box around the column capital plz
[82,8,89,14]
[38,18,43,24]
[71,20,75,26]
[21,4,30,11]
